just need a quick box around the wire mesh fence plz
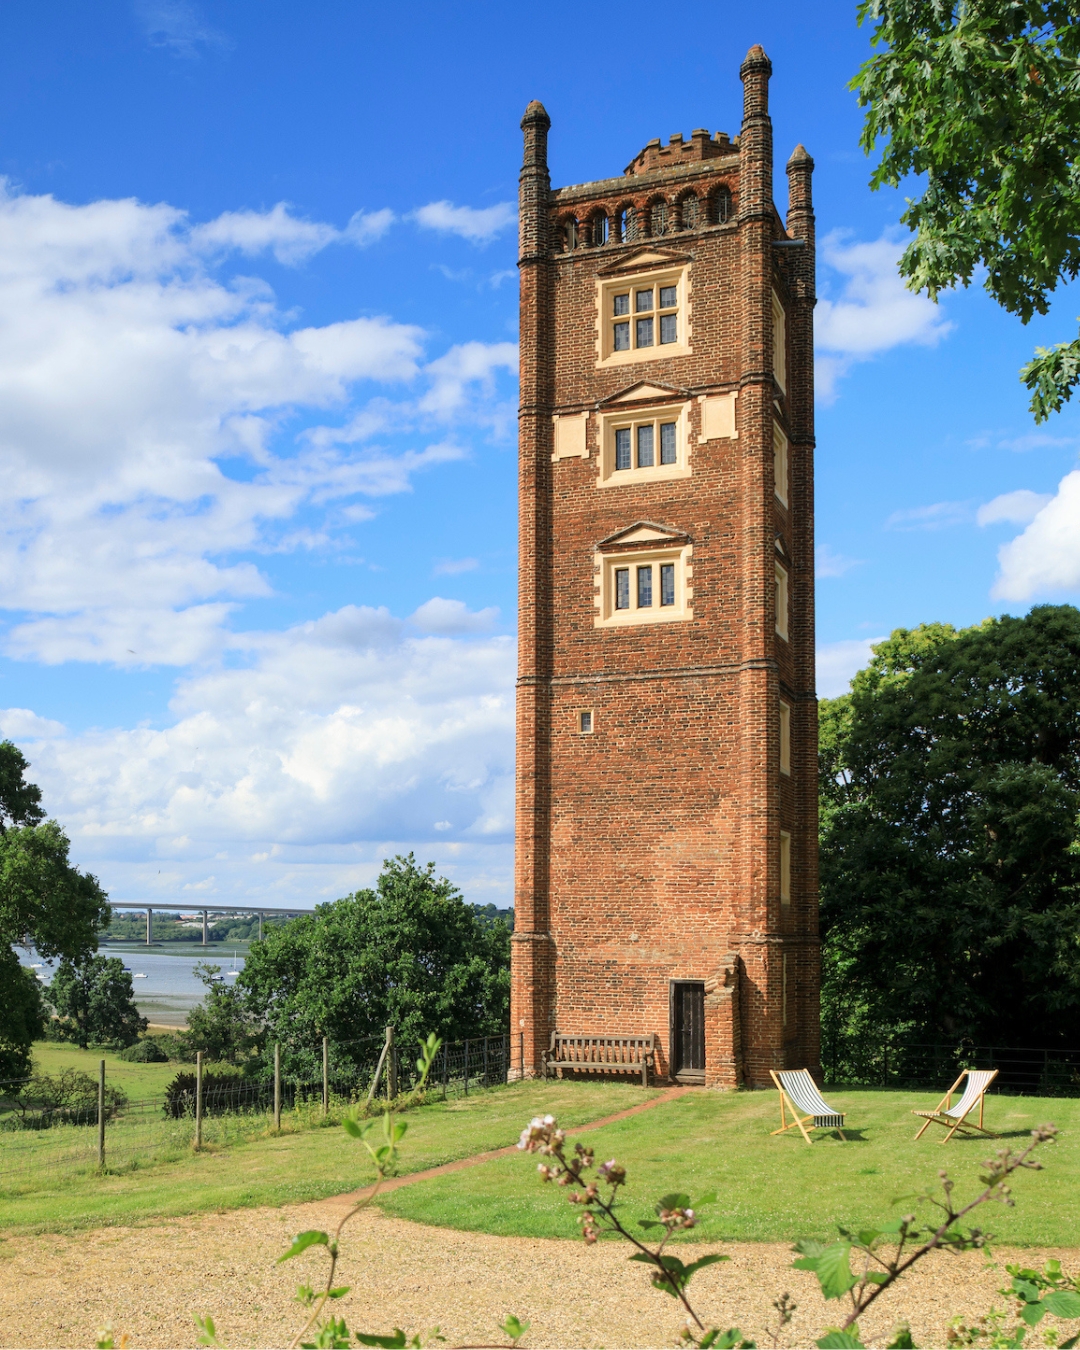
[822,1040,1080,1097]
[0,1030,519,1189]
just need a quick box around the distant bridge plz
[106,900,317,944]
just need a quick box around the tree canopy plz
[853,0,1080,419]
[183,963,262,1064]
[820,604,1080,1060]
[46,955,147,1050]
[239,854,510,1076]
[0,741,110,1077]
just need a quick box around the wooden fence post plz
[464,1038,469,1096]
[483,1036,489,1088]
[195,1050,203,1150]
[520,1031,524,1080]
[274,1042,281,1131]
[322,1036,329,1116]
[97,1059,105,1169]
[387,1025,397,1100]
[442,1041,448,1100]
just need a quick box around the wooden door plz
[673,982,705,1076]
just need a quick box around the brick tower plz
[512,47,818,1089]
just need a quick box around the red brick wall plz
[512,50,819,1089]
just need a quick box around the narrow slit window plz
[660,562,675,606]
[780,700,791,776]
[579,710,593,734]
[636,424,654,467]
[615,568,630,610]
[660,422,677,464]
[773,423,789,505]
[775,563,789,641]
[637,565,653,607]
[780,830,791,904]
[615,428,632,470]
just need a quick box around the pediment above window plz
[596,247,692,277]
[597,520,691,553]
[599,380,690,407]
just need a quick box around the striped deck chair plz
[912,1068,998,1142]
[769,1069,847,1144]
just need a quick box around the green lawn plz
[377,1087,1080,1248]
[0,1079,656,1235]
[27,1040,183,1100]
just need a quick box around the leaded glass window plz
[606,412,682,478]
[615,568,630,610]
[660,563,675,606]
[637,565,653,607]
[606,277,681,357]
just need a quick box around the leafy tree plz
[820,605,1080,1058]
[0,962,46,1081]
[240,854,511,1076]
[853,0,1080,420]
[183,963,262,1064]
[46,954,147,1049]
[0,741,110,1070]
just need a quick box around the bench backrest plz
[549,1033,656,1063]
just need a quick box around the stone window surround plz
[594,540,693,628]
[597,399,692,486]
[773,421,789,506]
[596,262,692,368]
[779,699,792,776]
[577,709,595,734]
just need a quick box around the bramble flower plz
[598,1158,626,1185]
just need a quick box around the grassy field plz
[0,1079,656,1235]
[378,1086,1080,1248]
[26,1040,183,1099]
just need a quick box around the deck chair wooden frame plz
[912,1068,999,1143]
[770,1069,848,1144]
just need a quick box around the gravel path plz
[1,1193,1075,1349]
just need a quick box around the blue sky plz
[0,0,1077,911]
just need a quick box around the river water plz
[15,944,247,1027]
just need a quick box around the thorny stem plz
[520,1122,707,1332]
[839,1128,1056,1331]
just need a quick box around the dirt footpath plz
[0,1194,1074,1350]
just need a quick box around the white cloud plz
[990,469,1080,600]
[0,181,499,665]
[0,708,67,740]
[815,545,862,578]
[433,557,479,576]
[815,230,952,399]
[22,607,515,904]
[413,200,517,243]
[134,0,229,57]
[420,340,518,421]
[817,637,885,698]
[976,489,1054,527]
[409,598,500,634]
[885,500,974,531]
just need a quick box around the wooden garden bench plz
[543,1032,656,1087]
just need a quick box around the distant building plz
[511,47,819,1087]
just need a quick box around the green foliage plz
[5,1066,127,1129]
[0,742,110,1075]
[852,0,1080,420]
[46,955,147,1050]
[240,855,510,1076]
[0,952,45,1079]
[117,1037,169,1062]
[183,964,262,1064]
[163,1066,249,1118]
[819,606,1080,1054]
